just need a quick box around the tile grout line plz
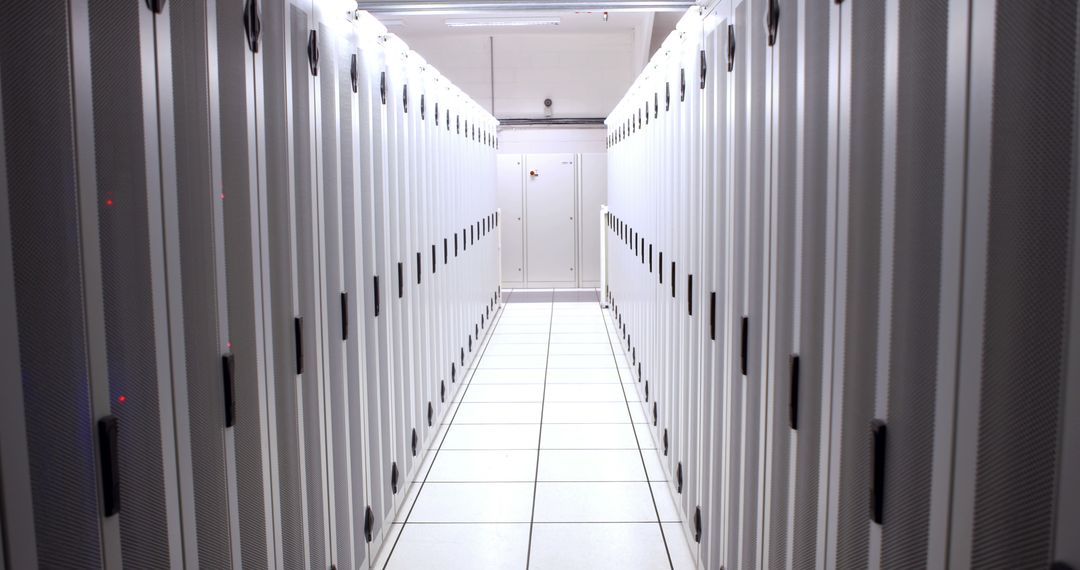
[379,297,508,569]
[597,299,677,570]
[524,289,556,569]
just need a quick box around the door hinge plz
[727,24,736,72]
[350,54,358,93]
[243,0,262,53]
[766,0,780,46]
[700,49,707,88]
[364,506,375,542]
[307,30,319,76]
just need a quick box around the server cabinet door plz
[578,154,607,288]
[497,155,525,288]
[289,0,333,566]
[949,2,1080,568]
[164,0,244,566]
[215,0,280,567]
[263,0,309,565]
[83,0,189,567]
[0,1,121,567]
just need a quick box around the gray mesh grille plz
[880,2,948,568]
[726,5,748,567]
[87,0,172,566]
[339,37,369,565]
[319,23,354,570]
[216,0,270,565]
[835,0,885,567]
[292,7,327,569]
[767,1,799,565]
[1,2,104,566]
[266,0,305,565]
[171,0,234,566]
[792,0,830,565]
[971,1,1078,567]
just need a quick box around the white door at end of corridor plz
[525,153,577,286]
[498,154,525,287]
[578,153,607,287]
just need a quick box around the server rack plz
[606,0,1080,568]
[2,3,499,569]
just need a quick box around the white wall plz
[403,32,635,119]
[497,127,607,154]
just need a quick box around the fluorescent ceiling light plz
[379,18,406,26]
[445,17,561,27]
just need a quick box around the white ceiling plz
[377,10,653,39]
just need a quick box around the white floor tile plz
[544,383,627,402]
[441,424,540,450]
[533,482,658,522]
[478,354,548,369]
[426,450,537,482]
[488,333,549,344]
[543,402,632,424]
[538,450,647,482]
[546,368,622,384]
[652,481,682,522]
[550,333,612,344]
[547,343,613,355]
[643,450,669,481]
[370,524,404,569]
[386,523,530,570]
[481,343,549,356]
[541,423,640,450]
[460,384,544,403]
[529,523,672,570]
[664,522,700,570]
[634,423,658,449]
[453,402,542,424]
[468,368,546,384]
[407,482,534,523]
[494,324,550,334]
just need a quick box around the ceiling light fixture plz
[445,17,561,27]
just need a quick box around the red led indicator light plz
[227,340,233,349]
[117,395,126,404]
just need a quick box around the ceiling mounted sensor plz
[445,16,561,27]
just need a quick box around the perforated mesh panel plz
[971,2,1078,567]
[880,2,948,567]
[792,0,830,566]
[292,6,327,569]
[767,2,800,565]
[725,5,749,568]
[216,0,270,565]
[835,1,885,566]
[87,0,172,566]
[320,22,355,570]
[1,2,103,567]
[266,0,305,566]
[171,0,234,566]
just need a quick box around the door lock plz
[529,169,539,177]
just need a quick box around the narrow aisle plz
[376,289,697,569]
